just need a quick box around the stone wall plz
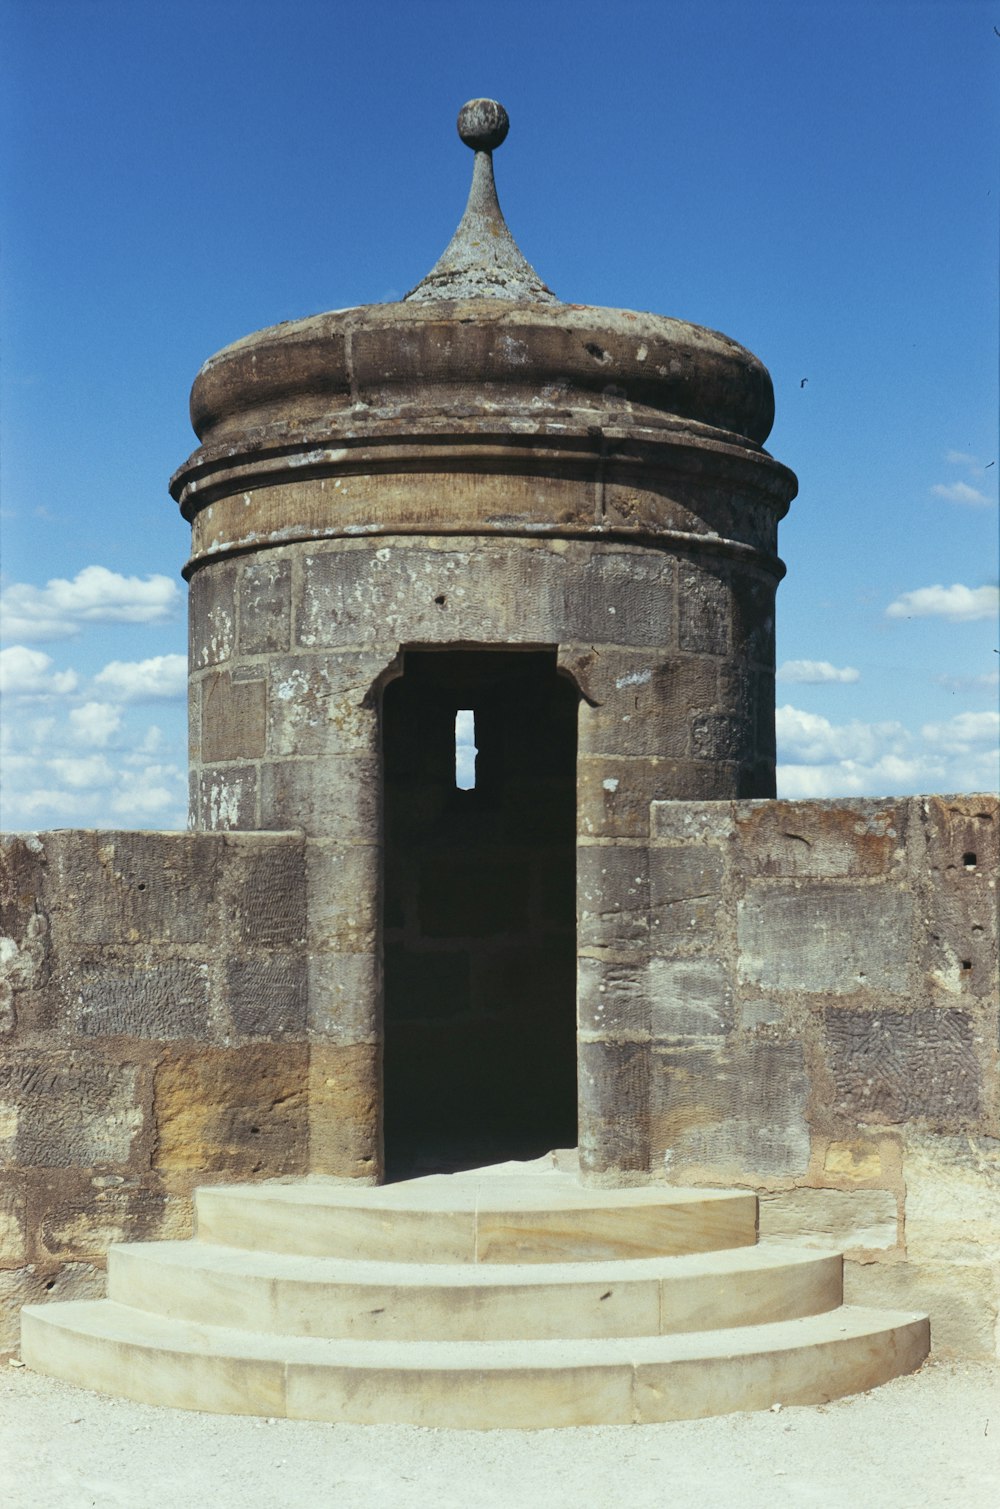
[579,792,998,1357]
[2,794,997,1359]
[0,829,309,1354]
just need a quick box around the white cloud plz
[777,703,998,798]
[885,584,999,623]
[93,653,187,701]
[110,764,186,818]
[0,645,79,697]
[935,670,999,693]
[931,481,992,507]
[46,754,116,789]
[68,702,123,747]
[777,660,860,685]
[0,566,181,643]
[921,710,1000,753]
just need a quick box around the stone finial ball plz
[457,99,509,152]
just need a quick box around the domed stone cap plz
[171,101,797,571]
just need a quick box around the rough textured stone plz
[201,671,267,762]
[758,1188,899,1251]
[735,799,907,878]
[825,1007,981,1125]
[189,561,236,670]
[737,882,914,994]
[75,959,210,1040]
[238,554,292,655]
[153,1045,308,1175]
[843,1257,999,1360]
[0,1053,144,1169]
[226,956,307,1039]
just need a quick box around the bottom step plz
[21,1300,929,1429]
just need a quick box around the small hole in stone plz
[962,852,977,868]
[584,341,609,362]
[961,960,973,971]
[434,594,446,606]
[45,1279,55,1290]
[137,883,146,891]
[249,1125,261,1135]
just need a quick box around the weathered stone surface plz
[306,844,378,954]
[758,1188,899,1250]
[825,1007,981,1125]
[226,955,308,1039]
[843,1258,999,1360]
[578,846,650,947]
[307,952,379,1044]
[224,839,307,948]
[265,653,382,759]
[153,1045,308,1174]
[0,1053,144,1169]
[652,1040,810,1178]
[737,882,914,994]
[189,560,236,670]
[0,1262,105,1355]
[238,553,292,655]
[75,959,210,1039]
[59,832,222,946]
[735,799,907,878]
[308,1043,380,1178]
[0,1181,26,1263]
[578,957,651,1037]
[201,670,267,762]
[648,958,733,1038]
[677,563,730,655]
[192,767,258,830]
[900,1134,1000,1262]
[258,757,378,840]
[648,845,724,942]
[578,1039,650,1173]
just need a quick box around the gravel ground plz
[1,1358,997,1508]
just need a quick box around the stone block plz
[734,799,907,878]
[309,950,380,1042]
[577,656,692,760]
[652,1039,810,1178]
[189,560,236,670]
[27,1172,176,1262]
[563,550,675,649]
[153,1044,308,1175]
[307,843,378,953]
[691,713,753,764]
[757,1187,899,1250]
[0,1180,26,1263]
[75,958,210,1040]
[578,957,651,1037]
[193,767,258,830]
[258,756,378,841]
[842,1257,999,1360]
[737,881,914,994]
[223,837,307,948]
[824,1006,981,1125]
[238,553,292,655]
[0,1263,105,1356]
[648,957,733,1037]
[201,670,267,762]
[579,760,739,840]
[648,845,724,943]
[650,801,736,845]
[578,1038,651,1174]
[0,1052,144,1169]
[61,831,223,945]
[308,1042,380,1178]
[226,955,308,1039]
[266,652,382,758]
[677,562,730,655]
[730,569,776,665]
[577,846,649,946]
[900,1133,1000,1262]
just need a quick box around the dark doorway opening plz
[382,649,578,1179]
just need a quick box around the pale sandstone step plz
[194,1174,758,1263]
[20,1299,929,1428]
[108,1238,842,1340]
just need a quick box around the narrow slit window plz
[455,708,477,790]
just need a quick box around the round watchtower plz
[171,102,797,1181]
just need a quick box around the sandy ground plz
[0,1359,997,1509]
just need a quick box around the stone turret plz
[170,101,797,1179]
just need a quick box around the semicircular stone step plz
[20,1300,930,1429]
[193,1174,759,1263]
[107,1239,843,1341]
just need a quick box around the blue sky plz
[1,0,997,830]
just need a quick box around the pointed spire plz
[405,99,558,303]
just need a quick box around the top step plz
[195,1172,758,1263]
